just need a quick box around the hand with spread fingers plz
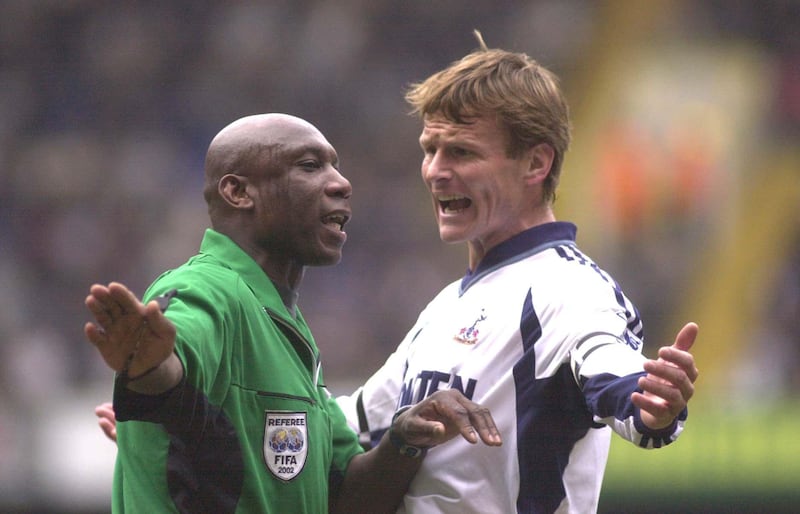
[392,389,502,450]
[84,282,177,382]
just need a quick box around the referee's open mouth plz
[438,194,472,214]
[321,211,350,231]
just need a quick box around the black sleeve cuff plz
[113,375,187,424]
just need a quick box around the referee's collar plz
[460,222,577,294]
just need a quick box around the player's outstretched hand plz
[391,389,502,449]
[84,282,176,379]
[95,402,117,443]
[632,322,700,430]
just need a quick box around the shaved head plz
[202,113,327,224]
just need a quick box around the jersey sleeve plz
[150,272,234,391]
[551,262,687,449]
[571,327,687,449]
[336,318,425,449]
[114,267,234,424]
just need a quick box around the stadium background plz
[0,1,797,512]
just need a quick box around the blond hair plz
[405,31,571,202]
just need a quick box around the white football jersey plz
[337,222,686,514]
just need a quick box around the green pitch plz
[600,400,799,512]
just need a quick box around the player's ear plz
[523,142,554,186]
[218,174,255,209]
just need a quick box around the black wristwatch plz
[388,405,429,458]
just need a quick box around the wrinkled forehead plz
[225,117,335,164]
[205,116,337,184]
[419,112,506,143]
[268,123,337,164]
[273,124,330,151]
[420,97,485,125]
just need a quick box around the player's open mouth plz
[322,212,349,231]
[438,194,472,213]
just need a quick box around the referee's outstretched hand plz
[84,282,177,386]
[632,322,700,430]
[391,389,502,449]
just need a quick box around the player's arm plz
[632,322,699,429]
[575,322,699,446]
[330,389,502,514]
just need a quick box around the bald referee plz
[85,113,501,514]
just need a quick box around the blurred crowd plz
[0,0,798,510]
[0,0,601,404]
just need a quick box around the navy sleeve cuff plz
[113,375,186,424]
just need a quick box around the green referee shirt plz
[111,229,363,513]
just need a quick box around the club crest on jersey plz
[264,411,308,481]
[454,309,487,345]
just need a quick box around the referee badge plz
[264,411,308,481]
[454,308,487,345]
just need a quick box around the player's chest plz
[404,291,527,378]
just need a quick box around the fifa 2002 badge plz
[454,308,487,345]
[264,411,308,481]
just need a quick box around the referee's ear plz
[218,173,255,210]
[523,142,554,187]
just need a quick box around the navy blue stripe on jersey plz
[355,390,369,434]
[520,288,542,352]
[582,372,642,422]
[583,371,684,447]
[636,408,687,448]
[514,288,593,513]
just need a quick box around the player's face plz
[419,114,539,260]
[251,121,352,268]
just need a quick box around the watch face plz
[401,444,427,459]
[389,415,429,459]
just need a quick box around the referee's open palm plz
[84,282,176,379]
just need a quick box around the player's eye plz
[299,160,321,171]
[450,146,469,157]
